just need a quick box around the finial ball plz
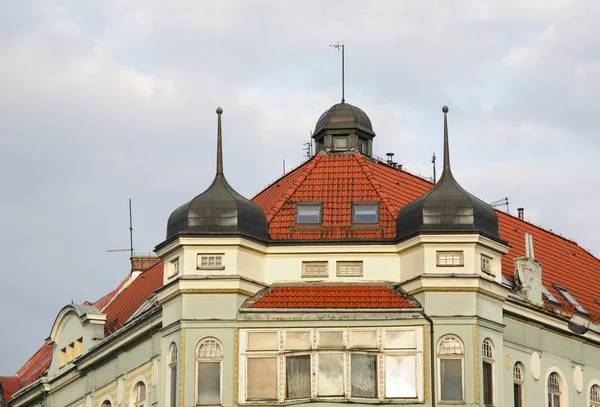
[216,107,223,114]
[442,105,449,113]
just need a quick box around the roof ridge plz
[260,154,323,222]
[355,154,400,220]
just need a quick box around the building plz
[3,102,600,407]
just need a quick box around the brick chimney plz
[517,207,524,220]
[131,255,161,277]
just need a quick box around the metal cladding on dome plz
[313,102,375,139]
[396,106,501,242]
[166,107,269,242]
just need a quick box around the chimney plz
[517,207,524,220]
[386,152,395,164]
[131,255,161,277]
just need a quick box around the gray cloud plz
[1,0,600,373]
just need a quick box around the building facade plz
[4,103,600,407]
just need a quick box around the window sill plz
[197,266,225,271]
[240,399,423,405]
[437,401,466,405]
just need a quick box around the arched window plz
[482,339,494,406]
[133,382,147,407]
[548,373,561,407]
[591,384,600,407]
[513,363,524,407]
[169,343,178,407]
[437,335,464,402]
[101,401,112,407]
[196,338,223,406]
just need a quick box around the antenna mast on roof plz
[490,197,509,214]
[431,152,437,184]
[107,198,135,271]
[330,41,345,103]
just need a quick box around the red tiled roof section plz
[499,212,600,322]
[14,344,52,387]
[103,262,163,335]
[252,153,432,240]
[93,274,131,312]
[249,285,415,309]
[0,376,21,401]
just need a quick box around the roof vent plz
[518,207,524,220]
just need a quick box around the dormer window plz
[169,257,180,278]
[333,136,349,151]
[481,255,492,275]
[553,284,588,314]
[358,140,366,154]
[352,203,379,224]
[296,203,322,224]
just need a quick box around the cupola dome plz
[396,106,501,241]
[312,102,375,156]
[165,108,269,242]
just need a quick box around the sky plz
[1,0,600,374]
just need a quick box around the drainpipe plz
[419,310,436,407]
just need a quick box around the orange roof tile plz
[0,376,21,401]
[248,285,416,309]
[14,344,51,387]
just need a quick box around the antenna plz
[107,198,135,271]
[431,152,437,184]
[283,159,286,175]
[329,41,345,103]
[490,197,510,214]
[303,140,312,159]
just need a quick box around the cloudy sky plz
[1,0,600,373]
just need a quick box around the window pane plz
[353,204,378,223]
[170,365,177,407]
[351,354,377,398]
[296,204,321,223]
[319,331,344,348]
[514,383,522,407]
[286,355,311,399]
[285,331,311,350]
[333,136,349,149]
[247,332,278,351]
[198,362,220,405]
[384,330,416,349]
[440,359,462,401]
[350,330,377,348]
[385,355,416,398]
[318,354,344,396]
[247,358,278,400]
[483,361,493,404]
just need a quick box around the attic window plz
[169,257,180,278]
[481,255,493,275]
[553,284,588,315]
[59,348,66,367]
[333,136,349,151]
[296,203,322,224]
[541,286,561,307]
[198,254,224,270]
[75,338,83,358]
[436,251,464,267]
[337,261,363,277]
[352,203,379,224]
[358,140,366,154]
[302,262,328,277]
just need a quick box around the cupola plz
[396,106,501,241]
[312,102,375,156]
[166,108,270,242]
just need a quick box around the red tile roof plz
[0,376,22,401]
[252,153,432,240]
[14,344,51,388]
[248,285,416,309]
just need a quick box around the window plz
[67,343,74,362]
[437,335,464,402]
[436,251,464,267]
[352,203,379,224]
[169,344,178,407]
[296,203,322,224]
[591,384,600,407]
[75,338,83,358]
[333,136,349,150]
[196,338,223,406]
[169,257,180,277]
[198,255,223,270]
[513,363,524,407]
[59,348,66,367]
[481,255,492,274]
[241,327,423,403]
[358,140,366,154]
[548,373,561,407]
[101,401,112,407]
[133,382,146,407]
[302,262,328,277]
[337,261,363,277]
[553,284,588,314]
[482,339,494,406]
[542,286,562,307]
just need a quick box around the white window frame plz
[482,339,494,406]
[547,372,562,407]
[352,203,379,224]
[302,261,328,278]
[437,335,464,403]
[296,203,323,224]
[169,257,180,278]
[196,338,224,406]
[590,383,600,407]
[481,254,493,275]
[168,343,178,407]
[336,261,363,277]
[239,327,423,404]
[285,352,313,399]
[197,254,224,271]
[436,251,464,267]
[130,379,148,407]
[513,363,524,407]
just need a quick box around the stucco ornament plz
[530,352,541,379]
[574,365,584,392]
[504,355,511,369]
[117,378,124,403]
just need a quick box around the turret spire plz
[216,106,223,175]
[442,105,450,173]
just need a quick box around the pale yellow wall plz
[124,362,153,407]
[93,380,117,407]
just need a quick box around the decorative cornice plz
[162,288,255,304]
[409,286,506,302]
